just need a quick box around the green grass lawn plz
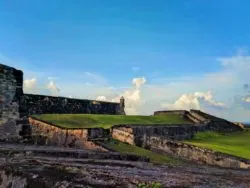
[32,114,190,129]
[185,129,250,159]
[103,139,180,165]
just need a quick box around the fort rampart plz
[28,117,109,151]
[0,64,125,139]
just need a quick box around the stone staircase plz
[183,110,209,124]
[189,110,243,132]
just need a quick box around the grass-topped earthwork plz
[185,129,250,159]
[103,138,181,165]
[32,113,190,129]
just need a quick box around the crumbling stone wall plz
[145,137,250,169]
[29,117,109,151]
[0,64,23,140]
[111,124,207,147]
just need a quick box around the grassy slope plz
[185,129,250,159]
[103,139,180,165]
[32,114,190,129]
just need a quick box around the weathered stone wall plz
[154,110,188,116]
[0,64,23,140]
[111,125,250,169]
[1,63,126,140]
[190,110,243,132]
[29,117,108,151]
[112,124,207,146]
[145,137,250,169]
[20,94,124,115]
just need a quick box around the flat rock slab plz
[0,143,149,162]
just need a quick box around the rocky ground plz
[0,143,249,188]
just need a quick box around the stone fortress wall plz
[111,124,207,146]
[28,117,109,151]
[0,64,125,139]
[20,94,124,116]
[0,64,23,139]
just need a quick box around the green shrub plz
[137,182,162,188]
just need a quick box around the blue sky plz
[1,1,250,121]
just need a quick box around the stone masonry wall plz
[154,110,188,117]
[112,124,207,147]
[20,94,124,115]
[28,117,108,151]
[0,64,23,140]
[1,63,125,140]
[111,124,250,169]
[146,137,250,169]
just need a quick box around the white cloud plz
[97,77,147,115]
[93,52,250,121]
[162,91,225,111]
[96,96,107,101]
[23,78,37,93]
[3,51,250,121]
[108,77,147,115]
[132,77,146,88]
[47,81,60,96]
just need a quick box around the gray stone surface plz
[0,143,249,187]
[112,124,207,146]
[0,64,23,140]
[146,137,250,169]
[20,94,125,115]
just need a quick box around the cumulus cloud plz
[132,77,146,88]
[47,81,60,96]
[23,78,37,93]
[119,77,147,114]
[98,77,147,115]
[162,91,225,110]
[96,96,107,101]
